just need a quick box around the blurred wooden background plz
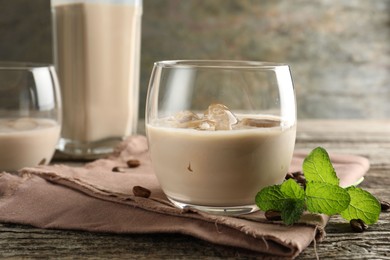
[0,0,389,119]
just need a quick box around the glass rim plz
[0,62,54,70]
[154,60,289,69]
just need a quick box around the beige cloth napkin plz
[0,136,369,259]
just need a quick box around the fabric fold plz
[0,136,370,259]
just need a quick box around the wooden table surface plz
[1,120,389,259]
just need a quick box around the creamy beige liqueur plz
[147,116,296,207]
[53,2,141,142]
[0,118,61,171]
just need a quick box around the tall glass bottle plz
[51,0,142,158]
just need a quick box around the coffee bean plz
[112,166,128,173]
[127,159,140,168]
[38,158,46,165]
[133,185,151,198]
[285,171,306,182]
[350,219,368,233]
[265,210,282,221]
[285,172,294,180]
[295,175,307,184]
[380,200,390,212]
[292,171,304,178]
[285,171,306,189]
[295,175,307,189]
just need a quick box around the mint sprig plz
[255,147,381,225]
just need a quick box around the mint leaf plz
[280,178,305,200]
[256,182,306,224]
[255,185,286,211]
[279,180,305,224]
[305,181,350,215]
[281,199,305,225]
[303,147,339,185]
[340,186,381,224]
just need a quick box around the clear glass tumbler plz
[51,0,142,158]
[145,60,297,215]
[0,63,62,172]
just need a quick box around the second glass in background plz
[51,0,142,158]
[0,63,61,172]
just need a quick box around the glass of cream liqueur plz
[0,63,62,172]
[146,60,296,215]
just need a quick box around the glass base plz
[168,197,259,216]
[56,137,123,160]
